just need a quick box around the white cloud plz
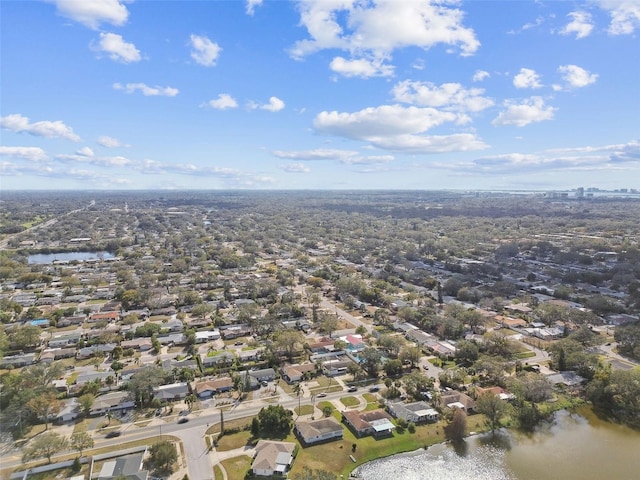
[189,34,221,67]
[513,68,542,89]
[329,56,394,78]
[273,148,393,164]
[560,11,594,39]
[0,146,48,162]
[246,0,263,16]
[280,162,311,173]
[113,83,179,97]
[365,133,487,153]
[448,140,640,174]
[557,64,598,88]
[392,80,494,112]
[0,113,80,141]
[492,96,556,127]
[597,0,640,35]
[249,96,285,112]
[97,135,124,148]
[313,104,487,153]
[95,32,141,63]
[472,70,490,82]
[47,0,130,29]
[76,147,94,157]
[203,94,238,110]
[290,0,479,62]
[314,104,459,139]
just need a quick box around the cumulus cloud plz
[290,0,479,63]
[203,94,238,110]
[249,96,285,112]
[445,140,640,175]
[0,146,48,162]
[513,68,542,89]
[557,64,598,88]
[597,0,640,35]
[189,34,221,67]
[47,0,130,29]
[0,113,80,141]
[329,56,394,78]
[392,80,494,112]
[246,0,263,16]
[473,70,490,82]
[97,135,124,148]
[313,104,487,153]
[113,83,179,97]
[560,11,594,39]
[492,97,556,127]
[280,162,311,173]
[95,32,141,63]
[76,147,94,157]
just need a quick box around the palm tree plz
[293,383,302,419]
[185,393,197,412]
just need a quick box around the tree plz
[274,330,305,360]
[475,392,509,433]
[254,405,293,439]
[399,346,421,368]
[319,314,338,338]
[70,431,94,456]
[359,347,383,377]
[185,393,197,411]
[403,371,434,400]
[22,432,68,463]
[9,325,41,349]
[455,340,480,366]
[147,440,177,473]
[78,394,96,416]
[27,391,60,430]
[444,408,467,442]
[128,366,169,408]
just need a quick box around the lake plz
[27,251,116,264]
[354,409,640,480]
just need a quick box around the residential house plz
[386,401,439,423]
[48,332,82,348]
[89,311,120,323]
[194,377,234,398]
[248,368,276,382]
[474,386,515,401]
[166,319,184,332]
[90,391,136,416]
[295,417,343,445]
[201,351,236,369]
[440,391,476,413]
[251,440,296,477]
[152,382,190,402]
[342,409,396,438]
[281,363,318,383]
[56,398,81,423]
[121,338,153,351]
[97,451,149,480]
[195,330,221,343]
[0,353,36,368]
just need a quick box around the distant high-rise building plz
[576,187,584,198]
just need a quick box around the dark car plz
[178,417,189,424]
[369,386,380,393]
[105,430,121,438]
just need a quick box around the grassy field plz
[220,455,252,480]
[340,396,360,407]
[216,430,253,451]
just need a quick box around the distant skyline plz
[1,0,639,191]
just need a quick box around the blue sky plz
[1,0,639,191]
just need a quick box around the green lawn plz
[295,404,315,416]
[340,396,360,407]
[216,431,253,451]
[220,455,252,480]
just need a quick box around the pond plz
[27,251,116,264]
[354,408,640,480]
